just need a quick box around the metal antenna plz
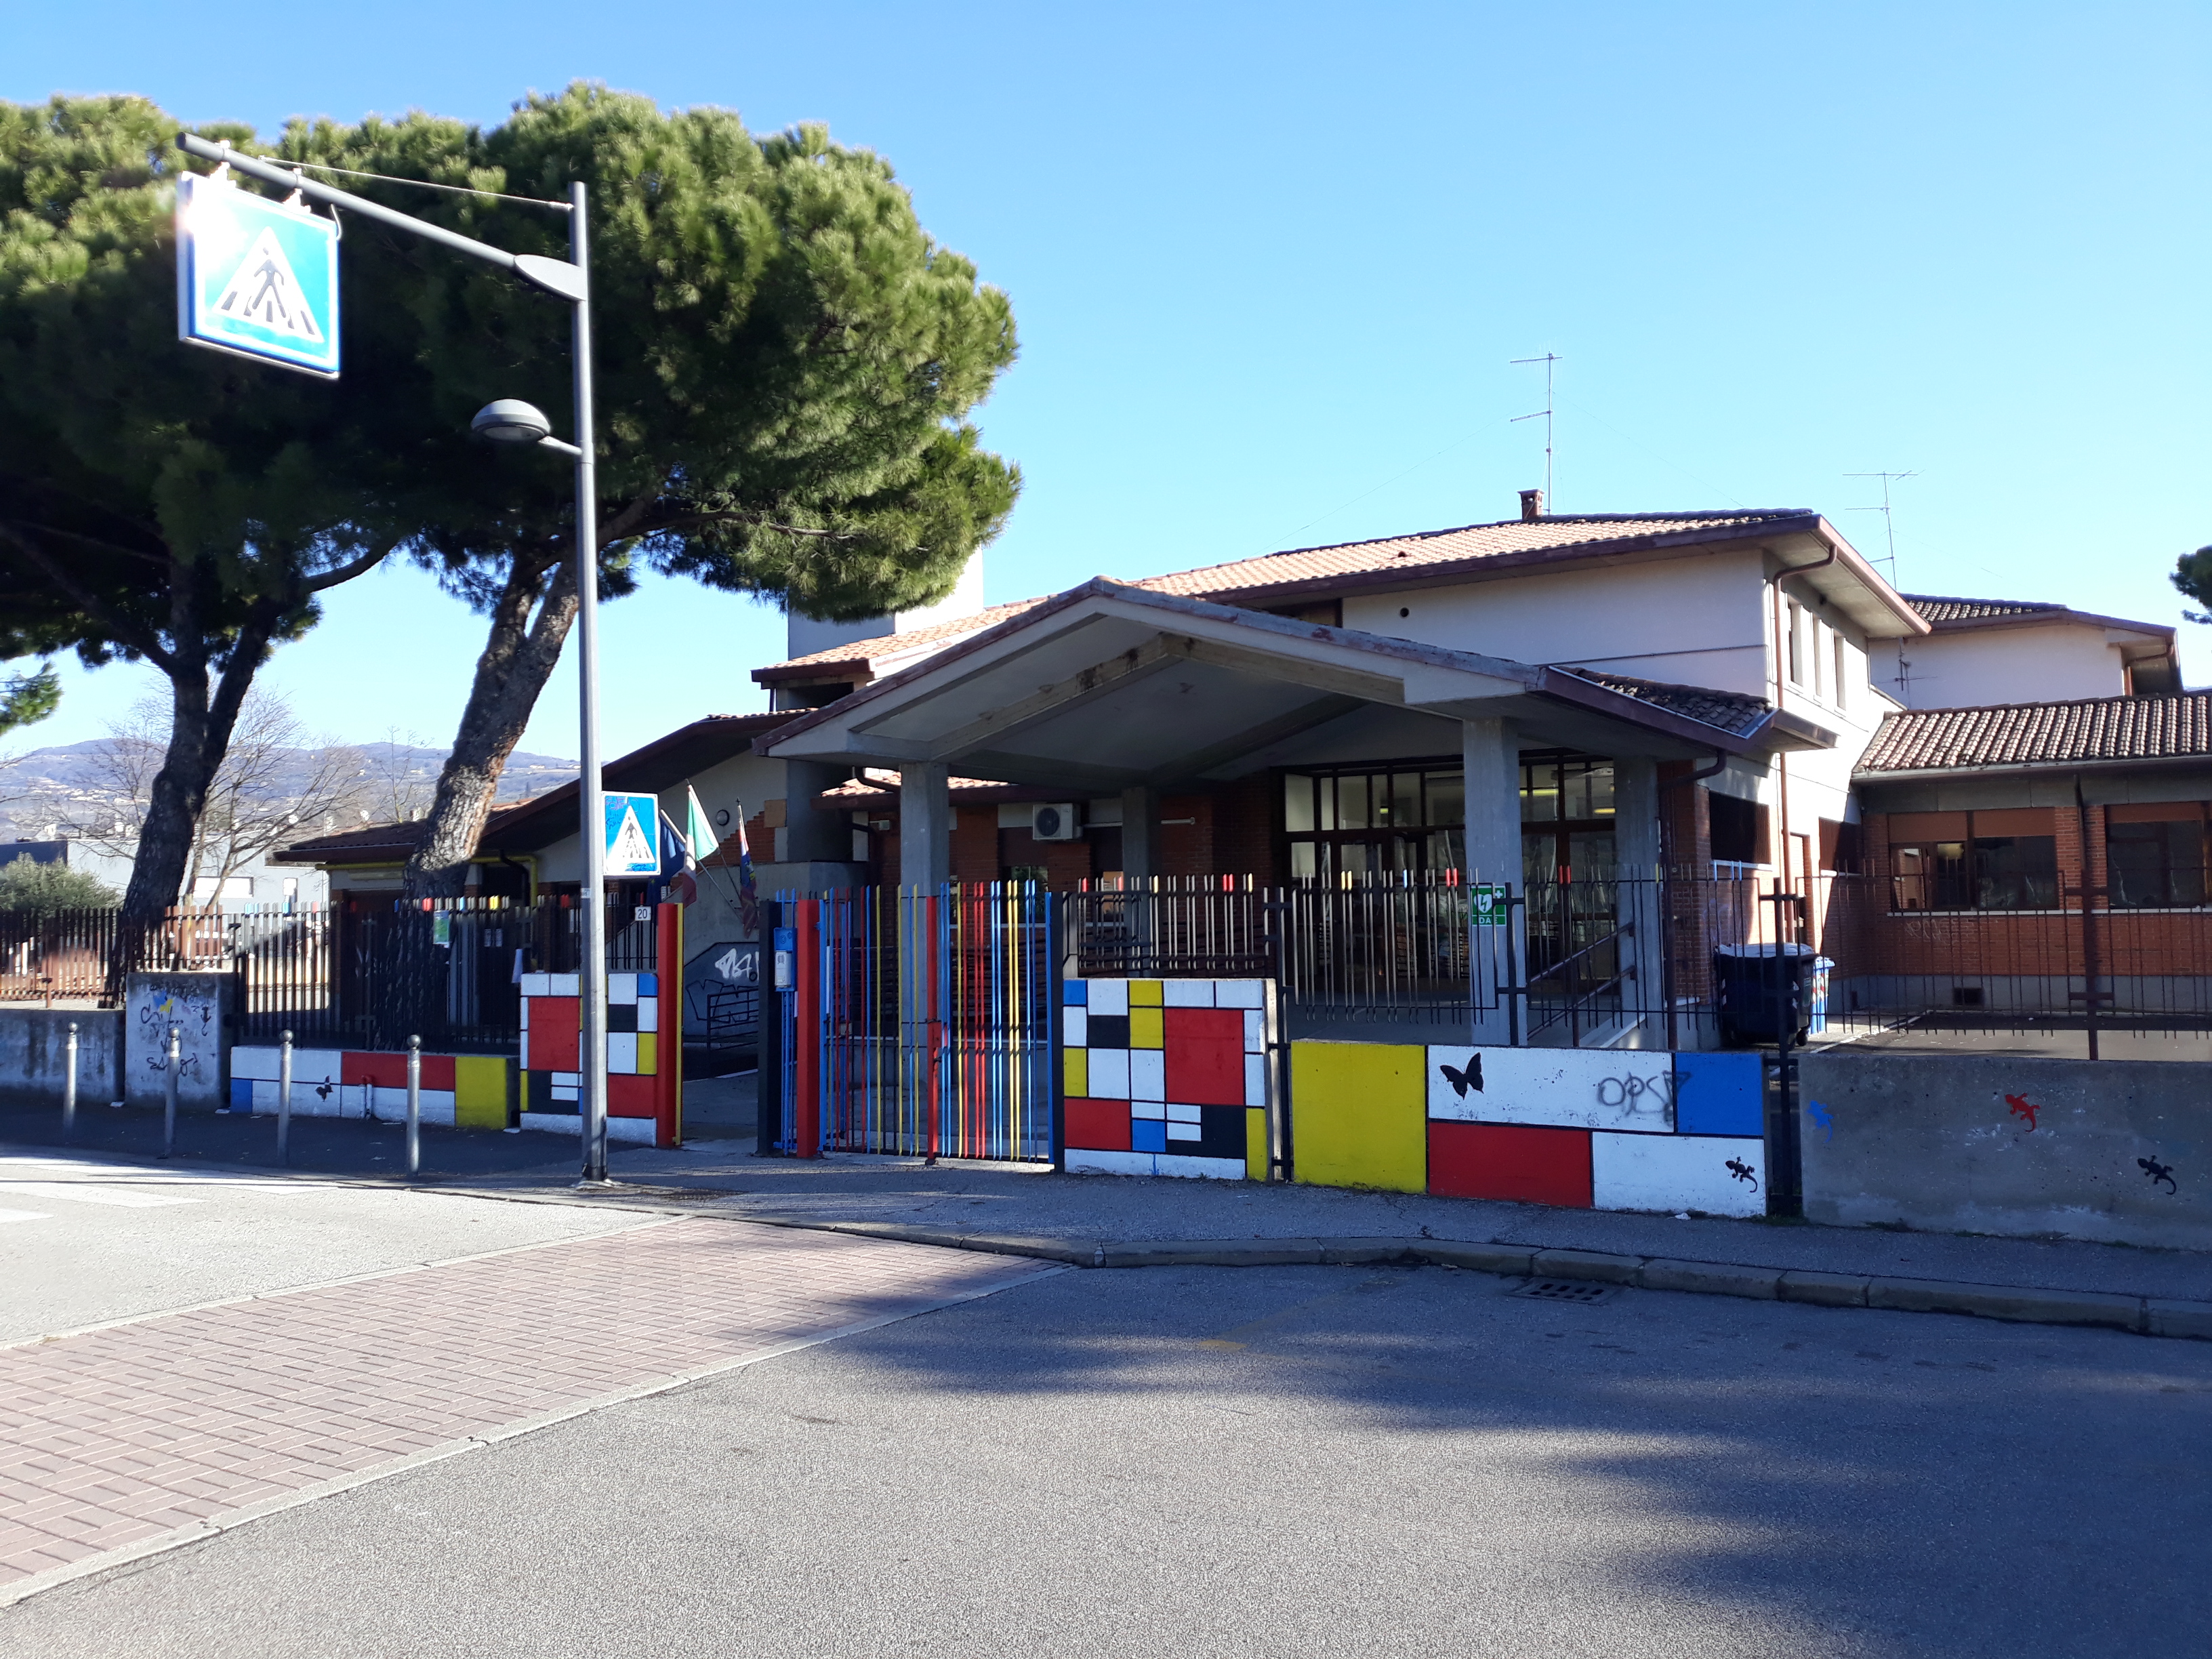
[1511,353,1563,508]
[1844,470,1918,585]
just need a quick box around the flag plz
[657,806,695,906]
[728,796,760,936]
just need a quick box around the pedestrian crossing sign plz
[604,792,661,876]
[176,171,341,378]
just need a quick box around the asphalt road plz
[6,1250,2207,1658]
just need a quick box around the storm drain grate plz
[1510,1278,1620,1305]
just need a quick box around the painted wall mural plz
[1061,978,1273,1181]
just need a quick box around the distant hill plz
[0,740,577,841]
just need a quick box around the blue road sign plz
[604,792,662,876]
[176,172,340,379]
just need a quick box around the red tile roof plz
[1857,693,2212,775]
[762,511,1822,680]
[1902,594,2066,624]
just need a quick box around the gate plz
[769,884,1058,1162]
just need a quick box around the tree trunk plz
[405,549,581,899]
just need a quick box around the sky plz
[10,1,2209,762]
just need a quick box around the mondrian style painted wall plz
[518,970,679,1146]
[228,1046,510,1129]
[1290,1042,1768,1214]
[1061,977,1275,1181]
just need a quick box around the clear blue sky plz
[12,1,2209,760]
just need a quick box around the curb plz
[726,1214,2212,1340]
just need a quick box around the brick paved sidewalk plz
[0,1217,1052,1599]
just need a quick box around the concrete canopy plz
[760,580,1826,792]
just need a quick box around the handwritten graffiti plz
[1437,1054,1483,1099]
[1725,1158,1761,1192]
[1597,1072,1673,1117]
[1805,1099,1835,1143]
[2139,1156,2179,1195]
[2005,1093,2041,1132]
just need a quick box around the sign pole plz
[570,180,610,1185]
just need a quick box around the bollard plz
[406,1035,422,1176]
[62,1021,79,1140]
[163,1023,180,1158]
[278,1029,294,1166]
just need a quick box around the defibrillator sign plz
[176,171,341,378]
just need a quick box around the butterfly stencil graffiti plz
[1437,1054,1483,1099]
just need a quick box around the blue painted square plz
[1674,1052,1764,1137]
[1131,1118,1167,1153]
[1063,979,1089,1006]
[229,1077,254,1112]
[636,972,657,997]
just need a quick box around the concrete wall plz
[0,1008,125,1107]
[1799,1052,2210,1249]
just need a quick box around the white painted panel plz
[607,1033,638,1075]
[1591,1133,1765,1218]
[609,972,638,1005]
[1162,980,1214,1007]
[1165,1101,1201,1122]
[1087,979,1128,1017]
[607,1116,656,1144]
[1244,1054,1267,1107]
[520,1111,581,1134]
[1166,1120,1202,1141]
[1216,980,1265,1010]
[1425,1045,1675,1132]
[1130,1099,1166,1120]
[1153,1154,1246,1181]
[367,1088,457,1126]
[1128,1050,1166,1101]
[636,1000,658,1033]
[550,973,580,997]
[1242,1010,1265,1052]
[230,1047,281,1081]
[1088,1049,1130,1098]
[1067,1147,1153,1178]
[520,972,551,998]
[1064,1009,1088,1047]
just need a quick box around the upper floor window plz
[1786,600,1805,686]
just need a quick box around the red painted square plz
[1162,1008,1246,1106]
[342,1051,408,1089]
[1065,1097,1131,1151]
[609,1073,657,1118]
[525,997,580,1073]
[1427,1122,1593,1208]
[418,1055,456,1091]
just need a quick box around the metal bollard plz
[278,1029,294,1166]
[163,1023,180,1158]
[406,1035,422,1176]
[62,1021,78,1140]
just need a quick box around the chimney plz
[1519,488,1545,522]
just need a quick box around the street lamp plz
[176,131,613,1186]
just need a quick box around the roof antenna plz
[1511,353,1562,511]
[1843,470,1917,586]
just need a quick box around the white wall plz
[1340,548,1774,695]
[1872,622,2129,709]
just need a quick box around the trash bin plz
[1713,943,1822,1046]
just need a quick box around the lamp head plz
[470,399,553,444]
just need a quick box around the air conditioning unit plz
[1031,803,1082,842]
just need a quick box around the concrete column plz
[1461,719,1523,1046]
[780,760,851,864]
[1120,785,1159,883]
[1612,756,1663,1048]
[899,762,952,889]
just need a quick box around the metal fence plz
[0,909,121,1003]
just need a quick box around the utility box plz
[124,971,236,1109]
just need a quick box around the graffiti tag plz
[1437,1053,1483,1099]
[2139,1156,2179,1195]
[1597,1073,1673,1116]
[2005,1093,2041,1132]
[1805,1099,1835,1143]
[1725,1158,1761,1192]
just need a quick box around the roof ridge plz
[1882,689,2211,719]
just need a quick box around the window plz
[1786,601,1805,686]
[1708,792,1768,865]
[1520,754,1615,883]
[2107,806,2209,908]
[1811,617,1827,702]
[1888,809,2059,909]
[1282,762,1464,881]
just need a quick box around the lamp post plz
[174,133,612,1184]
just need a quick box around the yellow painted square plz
[1129,979,1163,1006]
[1129,1006,1164,1049]
[636,1032,656,1076]
[1246,1108,1269,1181]
[453,1055,510,1131]
[1064,1048,1088,1097]
[1290,1041,1427,1193]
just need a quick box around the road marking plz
[0,1181,199,1209]
[0,1207,49,1223]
